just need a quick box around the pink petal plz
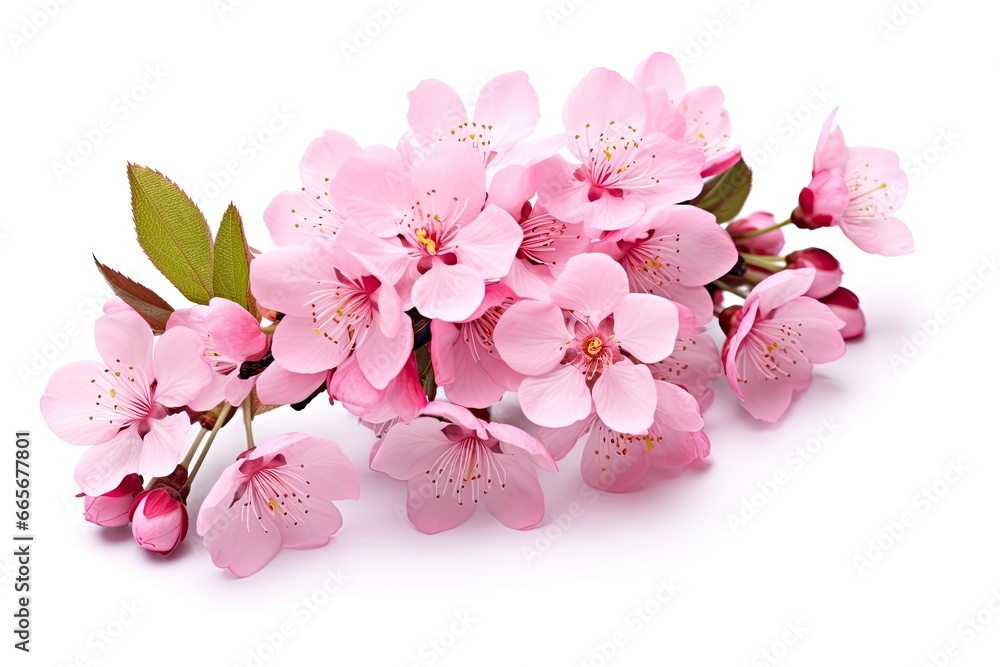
[207,298,267,361]
[840,215,914,257]
[487,422,557,472]
[222,374,256,407]
[371,417,452,480]
[633,204,740,285]
[580,424,649,493]
[329,145,416,235]
[202,499,282,578]
[592,362,657,434]
[649,428,711,469]
[410,141,486,222]
[488,164,536,218]
[493,300,571,376]
[249,245,323,317]
[564,68,646,142]
[483,455,546,529]
[550,253,628,322]
[452,204,523,280]
[138,413,191,477]
[534,155,589,223]
[406,477,477,534]
[263,189,339,246]
[74,426,143,495]
[411,263,486,323]
[255,364,325,406]
[653,381,704,432]
[770,298,847,364]
[421,401,489,435]
[538,415,596,461]
[613,293,678,363]
[407,79,467,145]
[355,312,412,391]
[271,316,351,374]
[747,268,817,317]
[279,501,344,550]
[518,365,592,428]
[632,52,686,104]
[152,326,213,407]
[41,360,123,446]
[280,434,361,501]
[473,71,541,152]
[327,357,382,413]
[300,130,362,197]
[502,258,555,301]
[429,319,460,386]
[95,309,153,373]
[814,110,849,172]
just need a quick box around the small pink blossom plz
[820,287,866,340]
[129,487,188,556]
[330,141,523,322]
[197,433,360,578]
[594,204,738,324]
[494,253,679,433]
[41,308,212,495]
[539,380,706,493]
[430,284,522,409]
[648,329,722,412]
[78,473,144,527]
[722,269,846,422]
[536,67,705,235]
[263,130,362,246]
[792,111,914,256]
[371,402,557,533]
[327,354,427,425]
[167,298,269,410]
[631,52,741,177]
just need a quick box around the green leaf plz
[690,158,753,224]
[93,255,175,334]
[415,344,437,402]
[213,203,256,316]
[128,164,214,304]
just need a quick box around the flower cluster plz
[41,52,912,576]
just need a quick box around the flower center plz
[585,336,603,356]
[416,228,437,255]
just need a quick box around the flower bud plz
[78,473,143,527]
[727,211,785,256]
[820,287,865,340]
[129,487,188,556]
[786,248,843,298]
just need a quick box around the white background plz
[2,1,998,665]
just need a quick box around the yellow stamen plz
[645,435,655,451]
[603,148,613,160]
[268,498,280,513]
[109,388,116,398]
[585,337,603,356]
[416,228,437,255]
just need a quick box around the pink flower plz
[820,287,866,340]
[197,433,360,578]
[406,72,542,173]
[536,67,705,235]
[593,204,738,324]
[430,284,522,409]
[648,329,722,412]
[631,52,741,177]
[727,211,786,257]
[263,130,362,246]
[330,141,523,322]
[250,240,411,389]
[167,298,269,410]
[540,380,706,493]
[722,269,847,422]
[370,402,557,533]
[254,361,327,408]
[78,473,144,527]
[41,308,212,495]
[792,111,914,256]
[129,487,187,556]
[494,253,679,433]
[785,248,843,298]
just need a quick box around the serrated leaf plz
[93,255,175,334]
[690,159,753,224]
[128,164,214,304]
[415,344,437,402]
[213,203,256,315]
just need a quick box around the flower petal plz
[95,309,153,373]
[371,417,452,480]
[41,360,123,446]
[550,252,628,322]
[452,204,523,280]
[152,326,213,407]
[493,300,571,376]
[613,293,679,363]
[74,425,144,496]
[406,477,476,534]
[518,365,592,429]
[483,456,546,529]
[207,298,268,361]
[411,263,485,323]
[592,362,657,434]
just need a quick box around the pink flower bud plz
[820,287,865,340]
[727,211,785,256]
[78,473,144,527]
[785,248,843,298]
[129,488,188,556]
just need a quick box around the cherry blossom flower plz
[429,284,522,409]
[263,130,362,246]
[648,329,721,412]
[593,204,738,324]
[197,433,360,577]
[326,354,427,425]
[539,380,706,493]
[371,402,557,533]
[792,110,914,256]
[536,67,705,235]
[727,211,786,257]
[41,308,211,495]
[631,51,741,177]
[330,141,523,321]
[785,248,843,298]
[722,268,846,422]
[820,287,866,340]
[494,253,679,433]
